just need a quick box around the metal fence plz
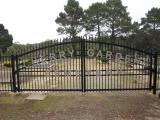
[157,55,160,90]
[0,56,13,91]
[0,37,159,94]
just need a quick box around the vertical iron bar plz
[153,52,157,94]
[11,55,17,92]
[83,38,86,92]
[81,37,85,92]
[81,38,83,92]
[16,56,20,92]
[149,53,153,91]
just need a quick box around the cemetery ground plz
[1,58,158,91]
[0,92,160,120]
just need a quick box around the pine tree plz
[55,0,84,38]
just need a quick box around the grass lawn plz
[0,92,160,120]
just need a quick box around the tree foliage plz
[141,8,160,31]
[104,0,132,39]
[53,0,160,52]
[55,0,84,38]
[83,2,106,37]
[0,24,13,53]
[136,8,160,52]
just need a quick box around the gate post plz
[11,55,17,92]
[149,53,153,91]
[153,52,158,95]
[83,39,86,92]
[81,38,86,93]
[15,56,20,92]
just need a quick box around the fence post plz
[15,56,20,92]
[11,55,17,92]
[81,38,86,93]
[153,52,158,95]
[83,39,86,92]
[149,53,153,91]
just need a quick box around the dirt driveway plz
[0,92,160,120]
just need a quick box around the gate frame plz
[11,55,17,92]
[10,38,158,94]
[153,52,158,94]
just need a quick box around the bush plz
[3,60,12,67]
[19,59,32,66]
[3,59,32,67]
[96,57,109,63]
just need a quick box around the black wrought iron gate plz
[10,38,158,94]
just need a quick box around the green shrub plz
[19,59,32,66]
[3,59,32,67]
[96,57,109,63]
[3,60,12,67]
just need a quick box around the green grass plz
[29,96,63,112]
[0,93,160,120]
[0,94,65,114]
[0,94,26,104]
[0,94,27,115]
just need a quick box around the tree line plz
[55,0,160,52]
[0,24,13,55]
[0,0,160,55]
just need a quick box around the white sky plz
[0,0,160,44]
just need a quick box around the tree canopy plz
[55,0,133,39]
[55,0,84,38]
[136,7,160,51]
[83,2,106,37]
[104,0,132,39]
[2,0,160,55]
[141,7,160,31]
[0,24,13,53]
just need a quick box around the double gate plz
[10,38,158,94]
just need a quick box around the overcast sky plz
[0,0,160,44]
